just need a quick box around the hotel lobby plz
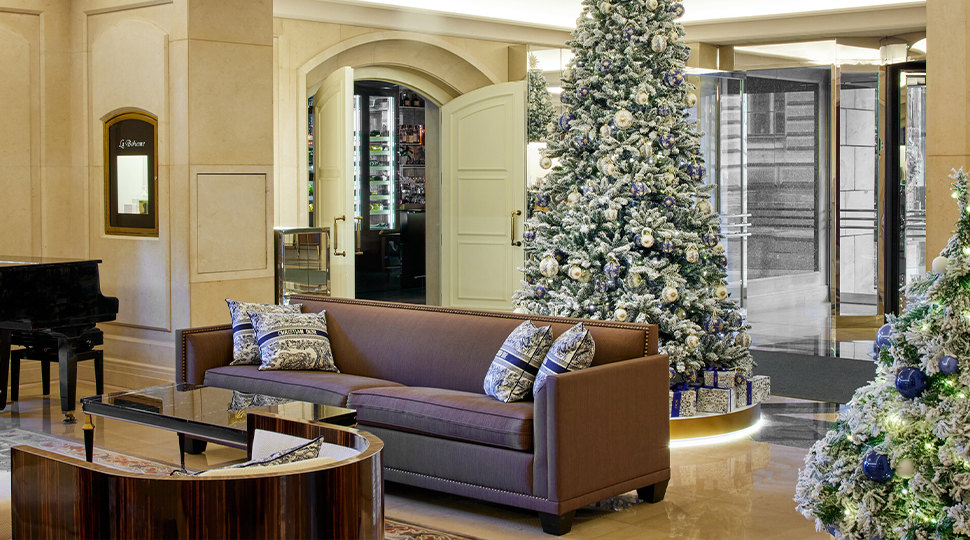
[0,0,965,538]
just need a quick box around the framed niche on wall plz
[104,111,158,236]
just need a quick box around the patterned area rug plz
[0,428,477,540]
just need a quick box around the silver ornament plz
[686,334,699,348]
[615,308,628,322]
[651,35,667,53]
[647,0,658,9]
[562,68,572,80]
[662,286,679,303]
[539,256,560,277]
[685,245,699,263]
[933,255,949,274]
[567,191,582,205]
[568,265,584,280]
[627,272,643,288]
[600,124,612,138]
[603,162,616,176]
[735,331,751,348]
[697,200,713,214]
[604,207,618,221]
[685,92,697,108]
[714,242,725,254]
[636,91,650,106]
[540,156,553,170]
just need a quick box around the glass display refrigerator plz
[353,94,397,231]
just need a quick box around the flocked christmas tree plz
[795,169,970,540]
[528,54,557,143]
[512,0,752,377]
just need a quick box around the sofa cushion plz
[204,365,403,407]
[348,386,534,451]
[484,320,553,403]
[249,310,337,372]
[226,299,302,366]
[534,322,596,396]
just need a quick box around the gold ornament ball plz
[636,91,650,106]
[685,246,699,263]
[662,286,679,303]
[614,109,634,129]
[568,265,584,280]
[627,272,643,288]
[684,92,697,108]
[896,458,915,479]
[686,335,699,348]
[676,308,686,319]
[714,242,725,254]
[615,308,628,322]
[599,1,611,13]
[540,156,553,170]
[639,232,655,248]
[735,331,751,348]
[567,191,582,205]
[646,0,658,9]
[697,200,713,214]
[604,208,618,221]
[714,284,728,300]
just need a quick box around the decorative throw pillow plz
[533,322,596,396]
[226,299,303,366]
[248,310,338,372]
[484,320,553,402]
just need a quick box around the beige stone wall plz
[926,0,968,264]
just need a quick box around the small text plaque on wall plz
[104,111,158,236]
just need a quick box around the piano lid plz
[0,256,104,268]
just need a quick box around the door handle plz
[333,215,346,257]
[511,210,522,246]
[354,216,364,255]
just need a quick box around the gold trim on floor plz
[670,403,761,439]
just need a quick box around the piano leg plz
[57,336,77,424]
[0,328,9,411]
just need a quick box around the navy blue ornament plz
[554,251,567,263]
[717,255,727,266]
[604,261,622,279]
[687,162,706,181]
[661,240,675,253]
[558,112,575,131]
[668,2,685,18]
[535,285,548,299]
[896,367,927,399]
[535,193,551,209]
[662,195,676,208]
[659,133,676,149]
[702,231,719,247]
[594,278,610,293]
[582,185,595,196]
[526,277,535,285]
[704,316,725,333]
[560,92,572,105]
[523,229,536,242]
[575,133,591,147]
[631,181,648,198]
[598,59,615,73]
[623,25,636,39]
[663,70,685,88]
[634,234,642,246]
[940,355,959,375]
[862,451,895,483]
[657,104,672,117]
[679,46,691,62]
[825,526,840,538]
[875,323,895,348]
[577,86,591,99]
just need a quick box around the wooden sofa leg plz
[637,479,669,503]
[538,511,575,536]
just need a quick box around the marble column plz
[170,0,276,325]
[926,0,969,264]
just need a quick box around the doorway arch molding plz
[300,30,503,106]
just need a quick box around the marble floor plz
[1,381,836,540]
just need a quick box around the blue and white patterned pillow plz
[484,320,553,403]
[226,299,302,366]
[248,310,338,372]
[533,322,596,396]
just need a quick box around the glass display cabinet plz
[354,95,397,231]
[274,227,330,304]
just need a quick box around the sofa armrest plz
[534,354,670,503]
[176,325,233,385]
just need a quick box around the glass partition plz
[275,227,331,304]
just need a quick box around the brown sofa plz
[177,296,671,535]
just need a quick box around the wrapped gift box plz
[697,386,735,414]
[669,388,697,418]
[733,384,747,407]
[745,375,771,405]
[703,369,738,389]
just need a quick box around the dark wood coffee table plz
[80,383,356,468]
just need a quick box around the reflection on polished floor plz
[747,297,878,361]
[1,381,836,539]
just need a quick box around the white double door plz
[313,67,526,310]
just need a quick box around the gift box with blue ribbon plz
[744,375,771,405]
[703,368,738,389]
[669,382,697,418]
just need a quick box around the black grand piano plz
[0,257,118,423]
